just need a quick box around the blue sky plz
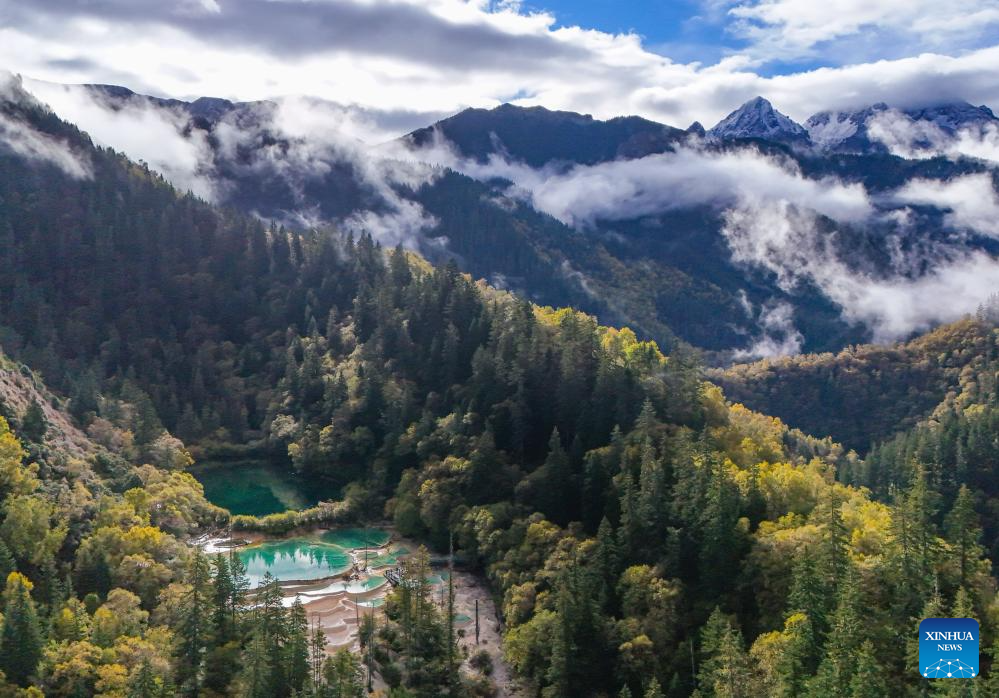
[529,0,737,64]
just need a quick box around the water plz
[234,527,393,586]
[238,539,351,586]
[319,527,391,549]
[191,460,313,516]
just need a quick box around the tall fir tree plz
[0,572,42,686]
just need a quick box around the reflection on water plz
[319,527,391,549]
[238,539,351,587]
[191,460,313,516]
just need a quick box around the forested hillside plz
[711,318,994,452]
[3,75,999,697]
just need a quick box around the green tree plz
[944,485,981,588]
[847,641,888,698]
[286,597,310,694]
[0,571,43,686]
[19,399,46,443]
[176,550,213,694]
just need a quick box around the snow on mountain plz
[707,96,810,144]
[806,102,998,153]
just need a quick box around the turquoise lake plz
[191,459,314,516]
[237,538,352,587]
[234,527,394,586]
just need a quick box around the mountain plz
[806,100,999,153]
[804,102,889,151]
[707,96,811,145]
[27,82,999,362]
[905,101,998,133]
[403,102,686,167]
[710,317,992,452]
[9,73,999,697]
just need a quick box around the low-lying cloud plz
[22,79,443,249]
[406,131,999,349]
[866,108,999,163]
[721,199,999,343]
[890,174,999,238]
[0,73,91,178]
[28,79,217,198]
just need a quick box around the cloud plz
[2,0,999,145]
[26,79,217,198]
[890,174,999,238]
[0,73,91,178]
[7,0,583,71]
[865,108,999,163]
[21,77,444,247]
[732,299,804,359]
[727,0,999,61]
[408,137,872,227]
[408,128,999,344]
[721,199,999,342]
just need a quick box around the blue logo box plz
[919,618,979,678]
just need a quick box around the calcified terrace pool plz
[235,527,393,587]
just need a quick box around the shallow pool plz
[319,527,392,549]
[238,539,351,586]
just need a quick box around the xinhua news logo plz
[919,618,979,678]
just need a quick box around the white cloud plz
[0,0,997,144]
[732,300,804,359]
[26,79,216,198]
[727,0,999,61]
[404,137,873,227]
[890,174,999,238]
[410,130,999,344]
[721,199,999,342]
[865,108,999,163]
[0,73,91,178]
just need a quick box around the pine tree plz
[788,551,828,659]
[258,572,291,696]
[176,550,212,695]
[810,564,865,694]
[814,490,848,597]
[945,485,981,589]
[309,620,327,692]
[594,517,620,608]
[212,553,234,642]
[643,677,664,698]
[323,648,364,698]
[984,632,999,695]
[848,641,888,698]
[241,615,271,698]
[697,607,753,697]
[0,572,42,686]
[19,399,46,443]
[286,598,310,694]
[128,660,160,698]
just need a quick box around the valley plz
[1,9,999,693]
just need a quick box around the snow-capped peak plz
[707,96,809,144]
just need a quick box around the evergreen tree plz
[847,641,888,698]
[212,552,234,642]
[176,550,213,694]
[128,660,161,698]
[0,572,42,686]
[697,608,753,697]
[945,485,981,589]
[19,399,46,443]
[287,598,310,694]
[809,564,865,694]
[643,677,664,698]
